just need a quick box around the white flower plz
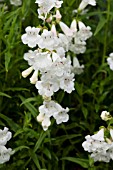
[42,116,51,131]
[58,33,70,52]
[39,101,60,117]
[107,53,113,71]
[0,146,13,164]
[83,129,108,154]
[100,111,112,121]
[0,127,12,146]
[10,0,22,6]
[23,50,38,66]
[92,129,105,142]
[53,10,62,21]
[69,40,86,54]
[38,29,59,50]
[72,57,84,75]
[82,128,113,162]
[60,73,75,93]
[91,151,110,163]
[21,26,41,48]
[37,112,45,122]
[59,21,73,37]
[22,66,33,78]
[78,0,96,11]
[70,19,77,33]
[30,70,38,84]
[52,53,70,77]
[53,107,69,124]
[78,21,92,41]
[33,52,52,71]
[35,80,59,97]
[35,0,63,20]
[37,101,70,130]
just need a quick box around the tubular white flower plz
[70,19,77,33]
[59,21,73,37]
[35,0,63,20]
[0,127,12,146]
[53,107,69,124]
[37,112,45,122]
[0,146,13,164]
[30,70,38,84]
[42,116,51,131]
[78,0,96,11]
[22,66,33,78]
[78,21,92,41]
[100,111,112,121]
[33,52,52,71]
[21,26,41,48]
[38,29,59,50]
[72,57,84,75]
[54,10,62,21]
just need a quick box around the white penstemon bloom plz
[72,57,84,75]
[21,0,96,130]
[21,26,41,48]
[82,128,111,162]
[82,127,113,163]
[59,20,93,54]
[100,111,112,121]
[35,0,63,20]
[0,127,14,164]
[37,100,69,130]
[78,0,96,11]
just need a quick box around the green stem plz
[102,0,111,64]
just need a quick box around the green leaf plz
[14,146,29,153]
[19,95,37,118]
[54,134,81,144]
[82,107,88,119]
[29,150,41,169]
[61,157,89,168]
[20,97,38,106]
[5,52,11,72]
[0,113,20,132]
[0,92,11,98]
[75,82,83,96]
[42,148,51,160]
[34,131,47,152]
[5,87,29,92]
[94,17,107,36]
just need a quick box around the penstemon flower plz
[78,0,96,11]
[35,0,63,20]
[0,127,14,164]
[21,0,95,130]
[82,111,113,162]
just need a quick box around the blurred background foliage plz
[0,0,113,169]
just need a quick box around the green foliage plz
[1,0,113,169]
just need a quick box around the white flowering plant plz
[1,0,113,169]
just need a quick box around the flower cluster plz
[0,127,13,164]
[59,20,92,54]
[37,100,69,131]
[82,128,113,162]
[35,0,63,20]
[21,0,94,130]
